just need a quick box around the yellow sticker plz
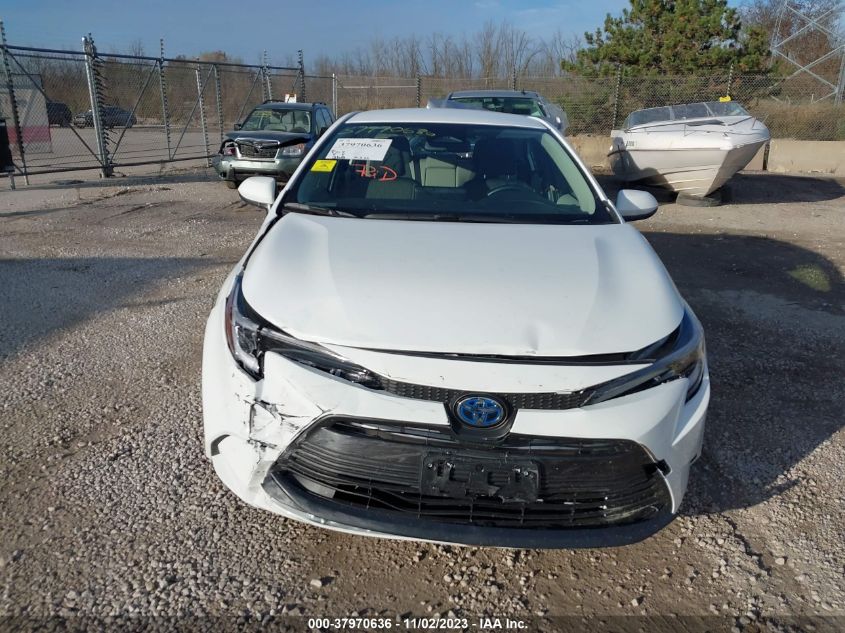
[311,159,337,172]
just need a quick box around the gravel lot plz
[1,169,843,631]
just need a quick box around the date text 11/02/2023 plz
[306,617,528,630]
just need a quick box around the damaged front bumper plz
[212,154,303,183]
[202,290,709,548]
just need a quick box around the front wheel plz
[225,180,238,190]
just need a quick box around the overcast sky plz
[2,0,745,64]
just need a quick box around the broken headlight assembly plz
[582,307,706,406]
[224,273,381,387]
[280,142,306,157]
[221,141,237,156]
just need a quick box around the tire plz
[677,189,723,207]
[225,180,238,189]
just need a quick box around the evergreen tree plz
[566,0,772,76]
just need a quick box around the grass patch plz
[788,264,832,292]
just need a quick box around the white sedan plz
[202,107,709,548]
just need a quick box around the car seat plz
[414,138,474,188]
[290,111,310,134]
[365,136,416,199]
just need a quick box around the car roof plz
[256,102,320,111]
[347,107,547,128]
[448,90,542,99]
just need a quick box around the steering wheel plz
[485,183,528,198]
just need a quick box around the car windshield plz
[241,108,311,133]
[449,96,545,117]
[287,121,612,224]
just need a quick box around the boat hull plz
[609,115,771,197]
[609,140,767,197]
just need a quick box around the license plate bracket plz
[420,453,540,503]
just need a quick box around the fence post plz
[298,49,306,102]
[611,64,623,130]
[512,67,517,91]
[416,73,421,107]
[195,62,210,166]
[0,19,28,184]
[726,62,734,98]
[262,50,272,102]
[836,52,845,106]
[83,34,112,177]
[158,38,172,160]
[332,73,338,114]
[213,64,224,142]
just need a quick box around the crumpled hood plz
[226,130,311,144]
[242,213,684,356]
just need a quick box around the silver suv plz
[212,102,335,189]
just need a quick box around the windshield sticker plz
[326,138,392,161]
[311,159,337,172]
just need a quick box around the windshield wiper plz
[282,202,360,218]
[361,212,595,224]
[361,212,526,223]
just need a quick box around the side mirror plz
[233,122,242,130]
[238,176,277,211]
[615,189,658,221]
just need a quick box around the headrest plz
[379,136,411,177]
[473,138,518,178]
[423,137,469,153]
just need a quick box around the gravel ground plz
[1,169,843,631]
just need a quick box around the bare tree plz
[313,20,584,81]
[475,21,500,78]
[497,22,538,77]
[128,39,145,58]
[530,30,582,75]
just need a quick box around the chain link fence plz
[334,71,844,141]
[0,28,334,182]
[2,25,843,182]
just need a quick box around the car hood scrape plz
[242,213,684,356]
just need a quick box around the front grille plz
[271,419,671,530]
[237,142,277,159]
[378,378,586,410]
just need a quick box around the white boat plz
[609,101,770,198]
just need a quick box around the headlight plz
[224,274,261,376]
[583,307,706,406]
[222,141,236,156]
[280,142,306,157]
[224,273,380,387]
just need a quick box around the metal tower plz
[770,0,845,102]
